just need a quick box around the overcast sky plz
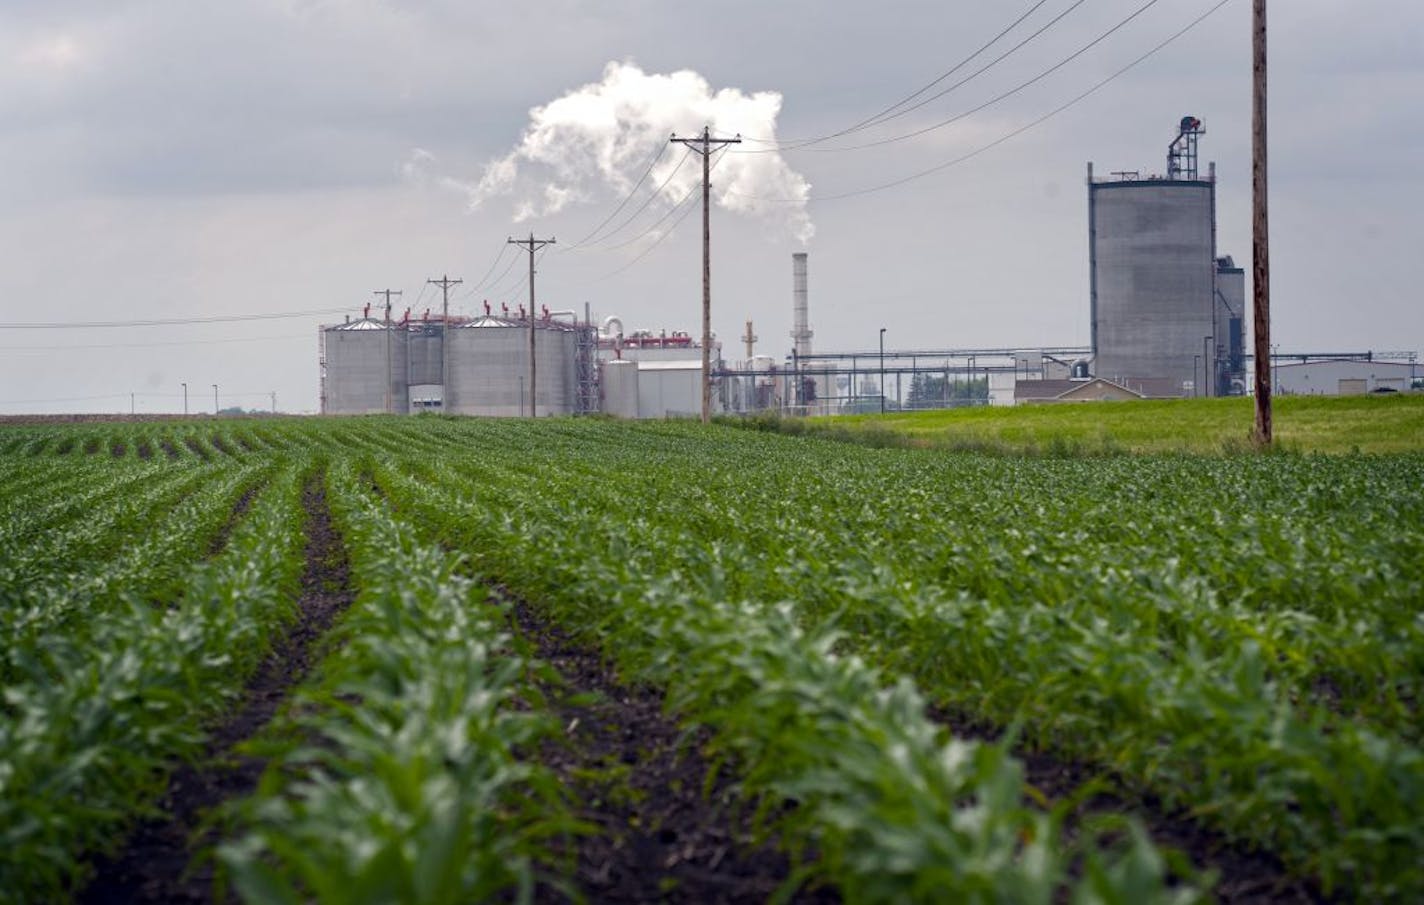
[2,0,1420,413]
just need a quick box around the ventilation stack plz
[791,252,812,358]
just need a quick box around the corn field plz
[1,416,1421,903]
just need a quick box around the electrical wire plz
[565,149,694,252]
[815,0,1092,146]
[0,333,310,352]
[732,0,1236,204]
[0,306,357,330]
[740,0,1073,153]
[500,246,552,304]
[811,0,1060,143]
[591,190,702,282]
[479,246,526,297]
[805,0,1165,154]
[469,240,513,291]
[562,142,670,249]
[590,148,729,282]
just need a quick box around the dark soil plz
[136,441,154,461]
[182,438,210,462]
[84,437,100,455]
[923,705,1328,904]
[56,437,76,455]
[159,439,181,460]
[206,483,263,557]
[80,477,355,905]
[209,436,235,457]
[110,441,127,458]
[505,593,837,905]
[234,434,257,453]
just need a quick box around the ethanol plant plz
[1087,116,1246,397]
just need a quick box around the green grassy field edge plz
[742,394,1424,455]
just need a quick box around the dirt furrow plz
[80,477,355,904]
[923,705,1327,904]
[503,592,837,905]
[204,482,264,557]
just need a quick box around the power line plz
[670,127,742,424]
[0,307,356,330]
[741,0,1071,153]
[563,142,670,248]
[590,187,702,282]
[470,240,513,291]
[805,0,1165,154]
[589,148,729,281]
[733,0,1237,204]
[0,333,310,352]
[481,247,526,297]
[507,233,556,417]
[813,0,1092,147]
[565,148,695,251]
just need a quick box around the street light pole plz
[879,328,886,414]
[181,382,187,416]
[212,384,218,416]
[1204,335,1214,398]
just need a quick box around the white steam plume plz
[468,61,813,244]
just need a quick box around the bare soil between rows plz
[924,705,1329,904]
[504,592,838,905]
[81,477,354,904]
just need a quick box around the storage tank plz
[405,323,443,388]
[323,318,408,414]
[446,317,577,416]
[1088,118,1217,397]
[602,359,640,418]
[1215,256,1247,394]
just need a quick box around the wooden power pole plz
[671,126,741,423]
[428,274,462,413]
[374,289,402,414]
[507,235,555,417]
[1252,0,1271,445]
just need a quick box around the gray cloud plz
[1,0,1421,412]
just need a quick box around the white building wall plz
[1273,360,1419,396]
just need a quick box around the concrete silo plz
[1088,117,1222,396]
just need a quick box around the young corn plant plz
[219,464,577,904]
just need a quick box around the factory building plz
[1089,117,1245,397]
[320,304,594,416]
[1271,358,1420,396]
[320,304,718,419]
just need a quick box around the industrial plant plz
[319,118,1418,417]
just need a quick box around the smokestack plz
[791,252,812,357]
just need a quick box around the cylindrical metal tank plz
[601,360,640,418]
[323,320,408,414]
[405,325,443,388]
[446,317,577,416]
[1089,170,1215,396]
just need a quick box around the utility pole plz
[212,384,218,416]
[671,126,741,423]
[507,235,554,417]
[879,328,886,414]
[270,391,277,414]
[130,392,135,416]
[374,289,401,415]
[429,274,462,413]
[1252,0,1272,444]
[181,382,188,416]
